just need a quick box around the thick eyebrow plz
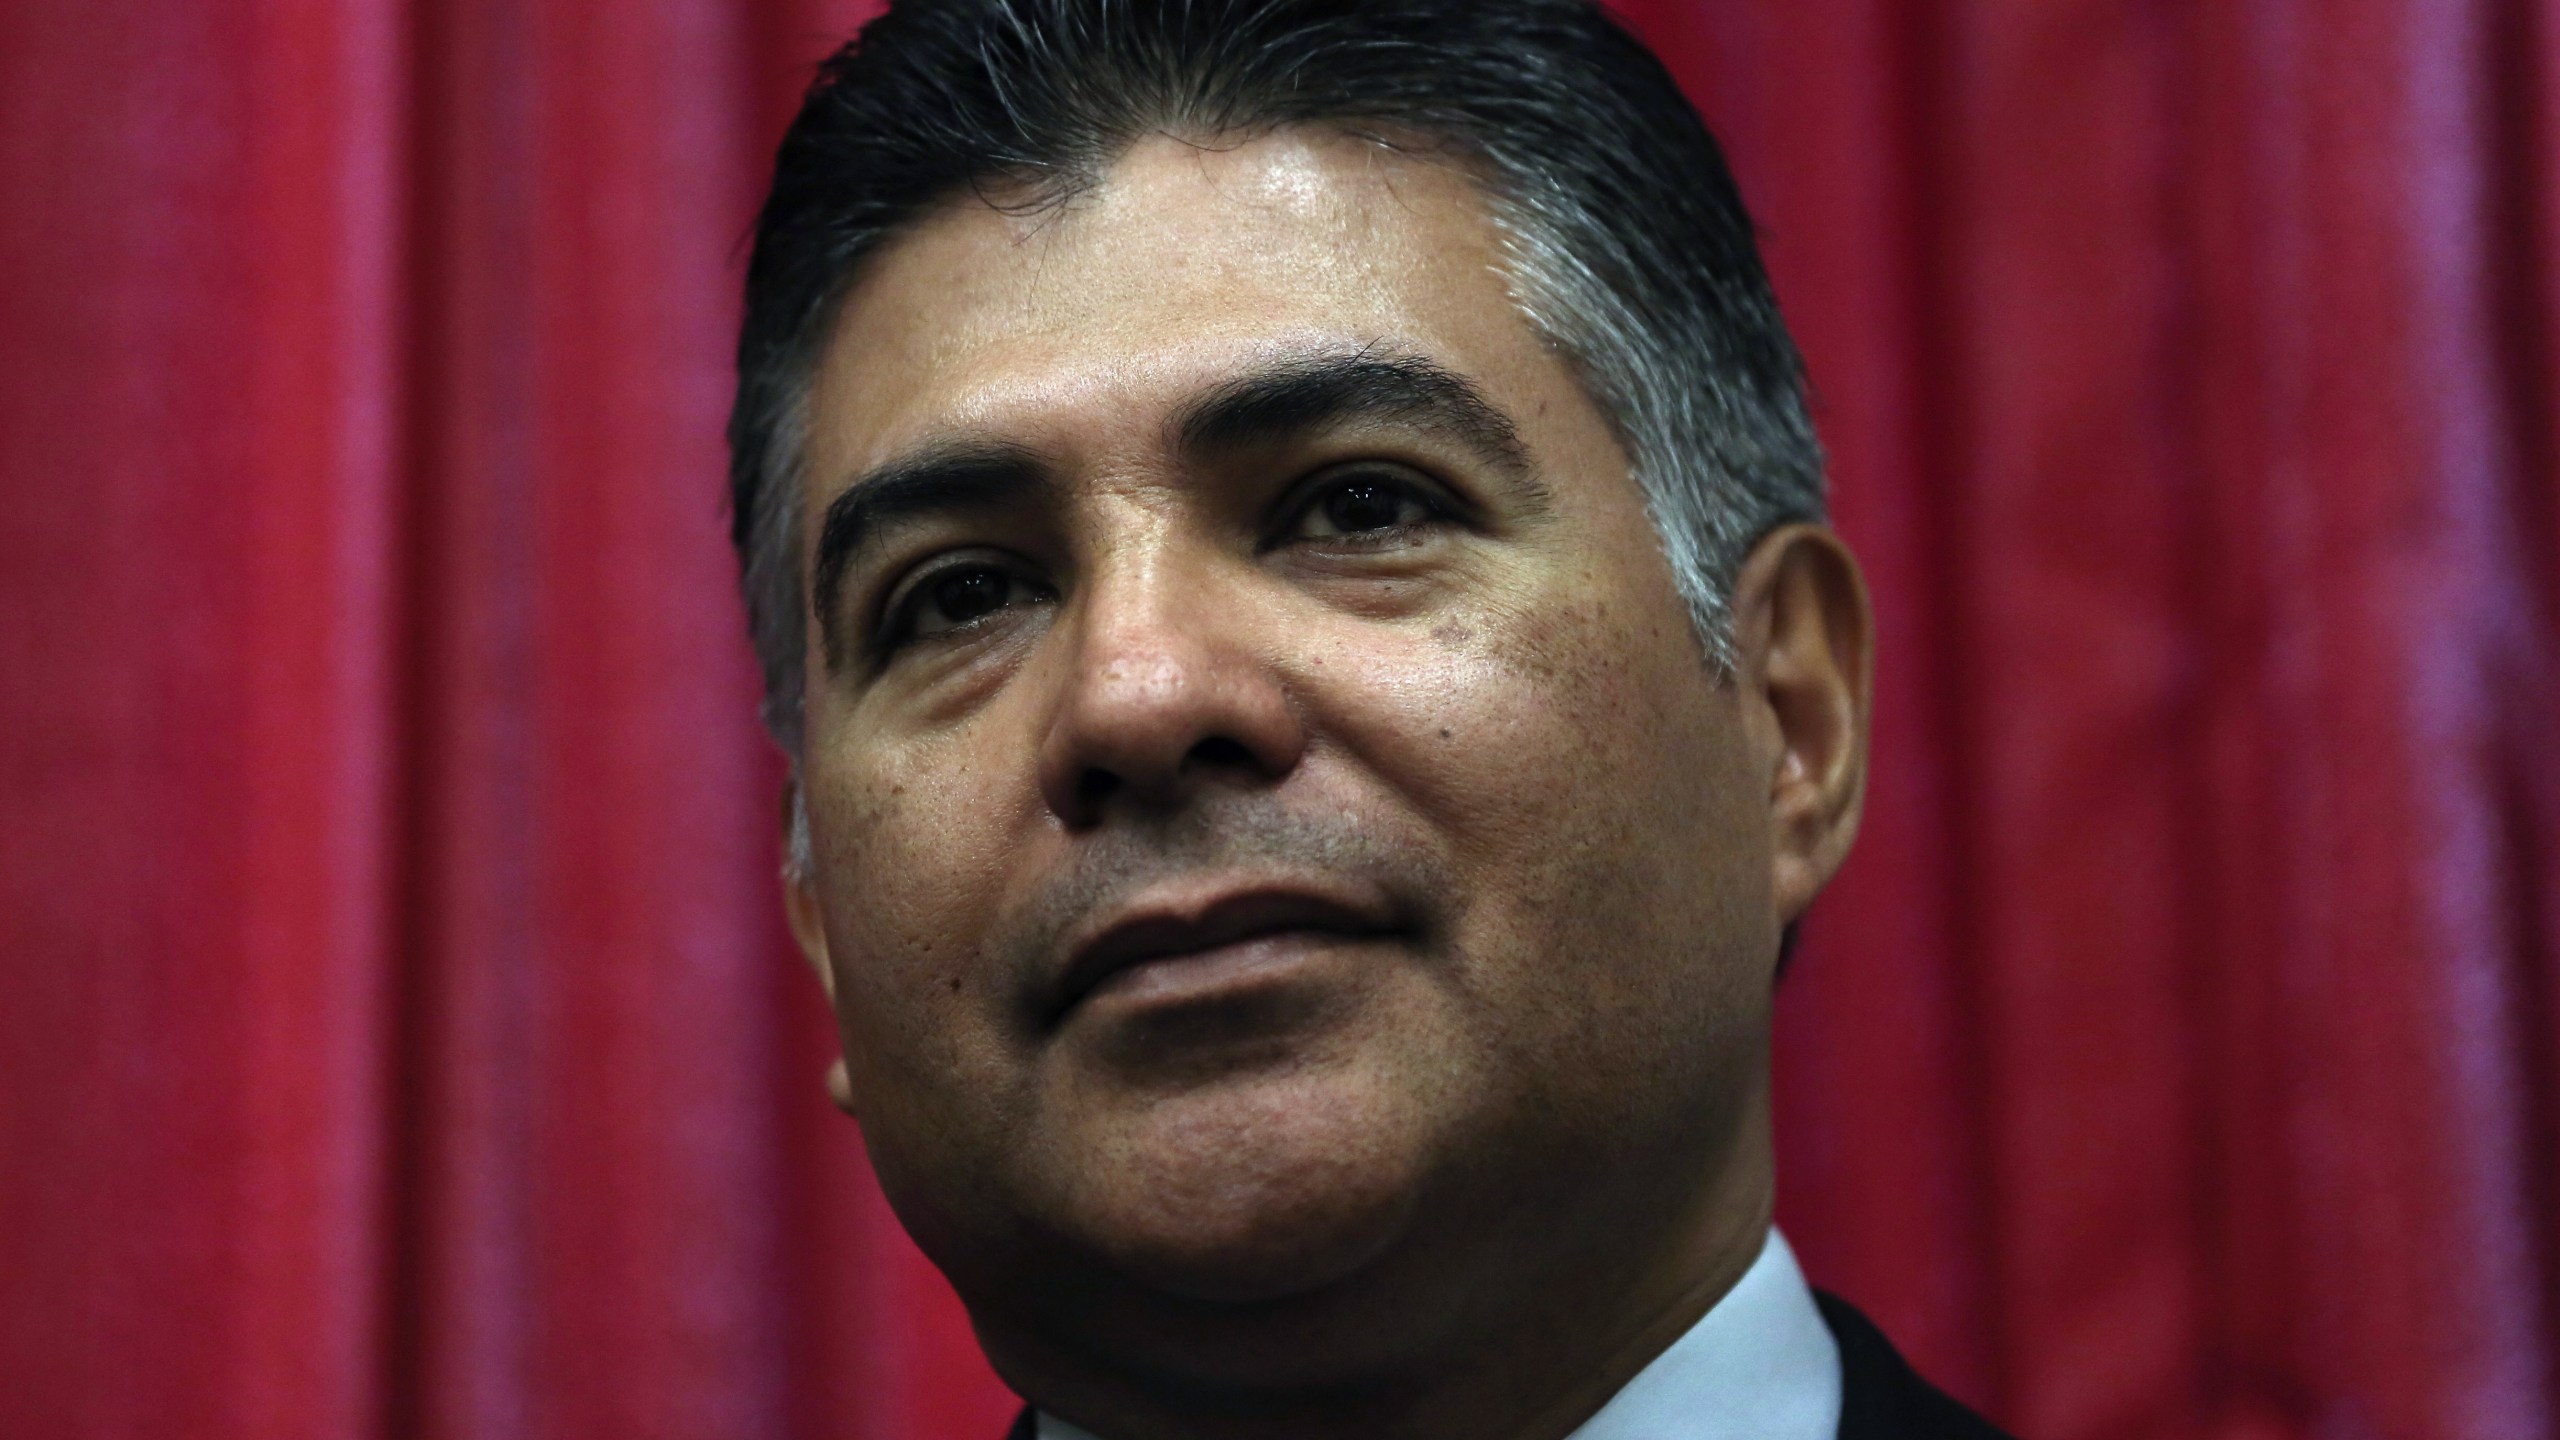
[810,440,1047,659]
[810,352,1540,670]
[1174,348,1542,494]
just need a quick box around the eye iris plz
[932,568,1008,625]
[1324,481,1405,534]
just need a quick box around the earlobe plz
[781,784,861,1119]
[826,1057,858,1115]
[1731,524,1873,928]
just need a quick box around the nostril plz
[1076,768,1122,810]
[1184,736,1259,773]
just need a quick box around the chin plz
[1051,1060,1440,1305]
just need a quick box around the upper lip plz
[1051,883,1401,1019]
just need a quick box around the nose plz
[1034,554,1306,828]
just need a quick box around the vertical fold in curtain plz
[2174,2,2560,1435]
[0,0,406,1433]
[380,0,1012,1437]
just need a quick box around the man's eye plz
[1292,474,1440,540]
[884,563,1047,649]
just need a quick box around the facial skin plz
[784,129,1872,1440]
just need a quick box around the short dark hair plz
[730,0,1823,767]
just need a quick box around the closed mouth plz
[1051,885,1402,1023]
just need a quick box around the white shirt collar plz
[1037,1227,1841,1440]
[1564,1228,1841,1440]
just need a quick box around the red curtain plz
[4,0,2555,1436]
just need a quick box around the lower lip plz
[1076,929,1371,1013]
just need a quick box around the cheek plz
[1310,584,1770,1052]
[1329,585,1746,873]
[804,725,1031,1056]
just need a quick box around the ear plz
[781,781,861,1118]
[1728,524,1873,931]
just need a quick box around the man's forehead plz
[802,129,1534,488]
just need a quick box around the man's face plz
[789,129,1832,1374]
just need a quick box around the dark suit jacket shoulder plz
[1820,1291,2015,1440]
[1002,1293,2017,1439]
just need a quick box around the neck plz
[987,1091,1777,1440]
